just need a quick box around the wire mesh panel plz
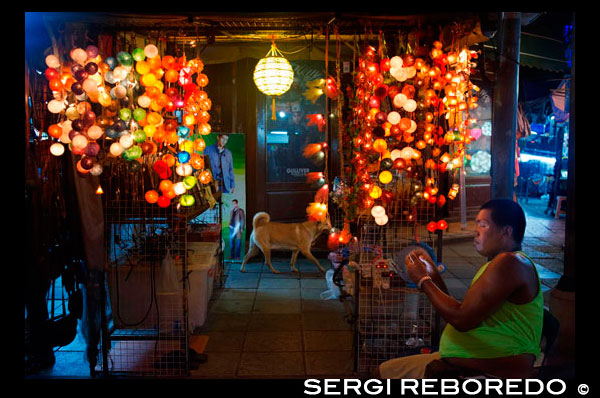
[354,198,440,375]
[100,161,193,377]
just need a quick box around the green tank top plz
[439,251,543,359]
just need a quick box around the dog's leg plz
[290,250,300,273]
[262,246,279,274]
[240,240,259,272]
[300,247,326,272]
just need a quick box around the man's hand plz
[405,250,430,284]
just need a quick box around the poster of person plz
[203,133,246,261]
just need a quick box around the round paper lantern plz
[147,112,162,125]
[179,194,195,207]
[133,108,147,122]
[407,120,418,133]
[119,134,134,149]
[157,195,171,208]
[189,153,204,169]
[110,142,124,156]
[49,142,65,156]
[253,44,294,96]
[193,138,206,152]
[87,125,103,140]
[183,176,197,189]
[130,47,144,62]
[112,66,128,81]
[117,51,133,66]
[393,93,407,108]
[173,182,187,195]
[387,111,401,125]
[82,78,98,94]
[45,54,60,69]
[48,124,63,139]
[119,108,132,122]
[90,163,103,176]
[369,185,382,199]
[138,95,152,108]
[427,221,438,233]
[373,138,387,153]
[133,130,146,143]
[371,205,385,218]
[403,99,417,112]
[76,160,90,174]
[71,134,88,150]
[177,151,190,164]
[162,154,176,168]
[159,179,174,193]
[84,62,99,75]
[145,190,159,204]
[71,48,88,65]
[143,124,156,137]
[176,163,193,176]
[47,99,65,113]
[144,44,159,59]
[379,170,393,184]
[375,215,388,226]
[390,56,403,69]
[196,73,209,87]
[199,170,212,184]
[85,45,99,59]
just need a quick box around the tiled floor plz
[26,197,567,379]
[189,258,355,379]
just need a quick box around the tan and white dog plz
[240,212,332,274]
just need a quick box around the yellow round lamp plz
[254,43,294,120]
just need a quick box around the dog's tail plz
[252,212,270,229]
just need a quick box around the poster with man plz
[203,133,246,261]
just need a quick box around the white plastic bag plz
[320,269,341,300]
[156,249,180,294]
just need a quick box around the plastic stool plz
[555,196,567,219]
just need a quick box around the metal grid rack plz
[99,159,210,377]
[353,198,441,375]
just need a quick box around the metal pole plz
[560,14,575,288]
[459,165,467,230]
[491,12,521,199]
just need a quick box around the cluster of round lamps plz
[42,42,214,208]
[340,41,480,229]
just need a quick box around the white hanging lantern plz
[253,42,294,120]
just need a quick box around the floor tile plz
[190,352,240,378]
[247,313,303,331]
[224,278,260,289]
[300,278,328,289]
[252,299,301,314]
[304,351,354,376]
[243,331,303,352]
[211,298,254,314]
[259,278,301,289]
[302,298,347,313]
[237,352,305,377]
[302,312,353,331]
[204,331,246,352]
[255,288,301,300]
[303,331,354,351]
[215,288,256,301]
[198,313,250,332]
[301,288,326,300]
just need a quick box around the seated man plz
[377,198,543,379]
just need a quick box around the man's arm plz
[408,252,526,332]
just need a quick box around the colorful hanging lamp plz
[253,41,294,120]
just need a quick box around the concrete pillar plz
[490,12,521,199]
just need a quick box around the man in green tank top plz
[377,198,543,379]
